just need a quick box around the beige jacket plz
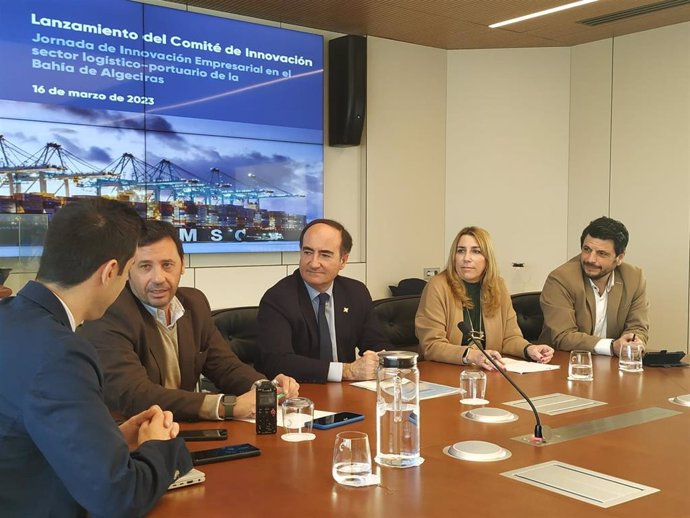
[539,256,649,352]
[415,273,528,364]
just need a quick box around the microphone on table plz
[458,321,546,444]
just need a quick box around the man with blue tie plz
[257,219,389,382]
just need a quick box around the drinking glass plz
[281,397,315,442]
[619,342,644,372]
[332,431,373,487]
[568,350,593,381]
[459,369,487,404]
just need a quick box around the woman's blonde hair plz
[443,226,502,316]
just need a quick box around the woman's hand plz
[467,348,505,371]
[526,344,554,363]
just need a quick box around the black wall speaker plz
[328,35,366,147]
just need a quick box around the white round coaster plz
[462,407,518,423]
[444,440,511,462]
[459,398,489,405]
[567,375,593,381]
[281,432,316,442]
[669,394,690,407]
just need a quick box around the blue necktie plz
[317,293,333,362]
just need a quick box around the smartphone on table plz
[179,429,228,442]
[191,443,261,466]
[312,412,364,430]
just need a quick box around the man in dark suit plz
[257,219,389,382]
[79,221,299,422]
[0,199,191,517]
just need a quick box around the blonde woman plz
[415,227,553,370]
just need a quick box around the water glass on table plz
[281,397,315,442]
[568,350,593,381]
[332,431,373,487]
[619,342,644,373]
[459,369,487,404]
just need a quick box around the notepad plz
[501,357,560,374]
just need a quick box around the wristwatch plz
[222,395,237,420]
[523,344,532,361]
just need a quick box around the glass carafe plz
[375,351,424,468]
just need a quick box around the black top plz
[461,281,483,346]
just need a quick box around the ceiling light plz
[489,0,599,28]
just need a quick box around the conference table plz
[151,352,690,517]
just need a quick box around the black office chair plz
[372,295,422,354]
[211,306,260,366]
[388,278,427,297]
[510,291,544,342]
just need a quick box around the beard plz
[581,262,613,281]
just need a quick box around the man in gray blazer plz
[539,217,649,356]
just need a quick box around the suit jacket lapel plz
[176,308,197,391]
[139,307,168,386]
[582,273,597,334]
[332,280,351,360]
[483,309,501,350]
[296,273,320,356]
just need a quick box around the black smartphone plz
[642,350,688,367]
[191,443,261,466]
[312,412,364,430]
[179,429,228,442]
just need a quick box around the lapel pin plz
[343,307,349,313]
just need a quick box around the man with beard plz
[539,217,649,356]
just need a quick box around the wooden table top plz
[150,352,690,518]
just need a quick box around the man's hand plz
[526,344,555,364]
[273,374,300,399]
[230,391,256,419]
[119,405,179,450]
[138,408,179,445]
[613,333,643,357]
[119,405,177,451]
[343,350,379,380]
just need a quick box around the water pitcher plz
[375,351,424,468]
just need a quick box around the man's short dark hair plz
[37,198,143,288]
[580,216,629,256]
[299,218,353,257]
[139,220,184,260]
